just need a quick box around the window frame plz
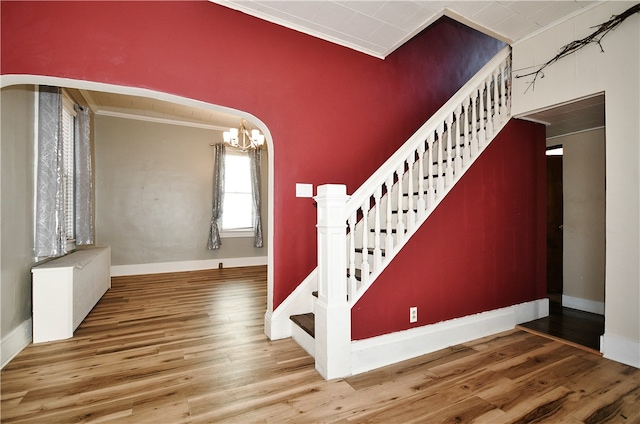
[61,91,77,251]
[220,149,254,238]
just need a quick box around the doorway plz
[546,147,563,303]
[517,95,607,352]
[522,129,605,352]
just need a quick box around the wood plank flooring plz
[2,266,639,423]
[518,300,605,353]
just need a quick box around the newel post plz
[314,184,351,379]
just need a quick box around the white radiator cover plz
[32,246,111,343]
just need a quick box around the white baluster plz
[471,93,478,157]
[463,100,471,165]
[455,105,462,177]
[445,117,453,188]
[395,166,405,241]
[417,141,426,218]
[502,61,510,117]
[348,212,357,297]
[436,124,445,197]
[485,77,497,140]
[360,201,370,285]
[478,82,486,148]
[385,177,394,256]
[373,186,382,271]
[406,153,415,232]
[493,69,500,128]
[427,133,435,207]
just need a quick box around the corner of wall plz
[1,318,32,369]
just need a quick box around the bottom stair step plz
[290,313,315,338]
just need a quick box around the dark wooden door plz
[547,155,563,295]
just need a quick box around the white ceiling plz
[74,88,243,132]
[75,1,606,139]
[518,93,605,140]
[210,0,599,58]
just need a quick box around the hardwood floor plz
[2,266,639,423]
[518,300,605,353]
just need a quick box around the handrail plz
[344,46,512,305]
[345,46,511,217]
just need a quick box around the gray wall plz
[1,85,36,342]
[549,128,606,304]
[94,115,268,266]
[0,88,268,364]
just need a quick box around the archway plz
[1,75,276,320]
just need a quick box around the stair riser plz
[291,323,315,358]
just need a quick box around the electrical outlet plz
[410,306,418,323]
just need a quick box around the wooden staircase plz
[287,47,513,376]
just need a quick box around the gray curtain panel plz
[208,143,226,249]
[35,86,67,258]
[249,148,263,248]
[74,104,94,245]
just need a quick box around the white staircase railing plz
[314,46,512,379]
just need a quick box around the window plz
[36,86,93,258]
[221,151,253,235]
[61,94,76,243]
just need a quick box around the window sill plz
[221,229,254,238]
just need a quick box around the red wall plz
[352,119,547,340]
[1,1,507,309]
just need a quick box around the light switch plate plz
[296,183,313,198]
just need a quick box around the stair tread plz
[371,228,408,234]
[404,190,429,197]
[290,313,315,338]
[391,208,418,214]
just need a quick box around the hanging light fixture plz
[223,119,265,151]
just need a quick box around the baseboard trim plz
[110,256,267,277]
[1,318,32,369]
[351,299,549,375]
[562,294,605,315]
[602,332,640,368]
[264,268,317,340]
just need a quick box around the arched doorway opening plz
[1,75,276,328]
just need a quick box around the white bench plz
[32,246,111,343]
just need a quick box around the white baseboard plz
[350,299,549,375]
[110,256,267,277]
[562,294,605,315]
[1,318,32,369]
[602,332,640,368]
[264,268,317,340]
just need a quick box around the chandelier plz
[223,119,265,151]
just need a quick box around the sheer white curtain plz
[74,104,94,245]
[35,87,94,258]
[35,86,66,258]
[249,148,263,248]
[207,143,225,249]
